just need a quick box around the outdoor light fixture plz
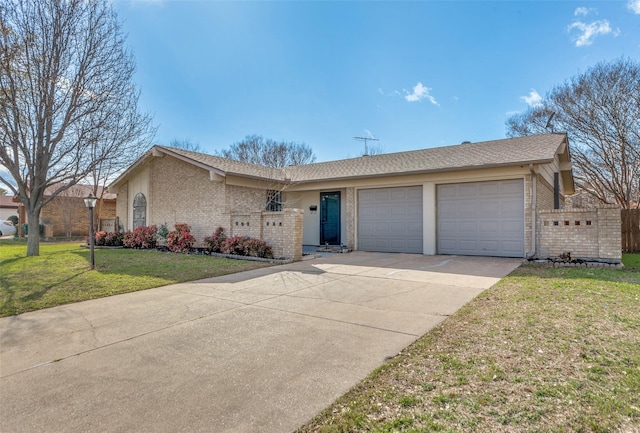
[84,194,97,270]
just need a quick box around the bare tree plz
[506,58,640,209]
[0,0,154,256]
[217,134,316,168]
[169,138,201,153]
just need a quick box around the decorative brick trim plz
[537,207,621,262]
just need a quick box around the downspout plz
[527,164,537,258]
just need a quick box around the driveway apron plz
[0,252,521,433]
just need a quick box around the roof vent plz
[461,141,471,144]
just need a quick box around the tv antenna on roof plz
[353,135,379,156]
[545,111,556,131]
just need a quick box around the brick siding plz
[40,197,116,238]
[537,206,621,262]
[116,154,304,259]
[226,209,304,260]
[537,176,555,210]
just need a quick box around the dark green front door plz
[320,191,340,245]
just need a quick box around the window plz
[266,190,282,211]
[133,193,147,228]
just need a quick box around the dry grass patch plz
[297,265,640,433]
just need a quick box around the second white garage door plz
[437,179,524,257]
[358,186,423,253]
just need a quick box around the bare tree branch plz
[216,134,316,168]
[0,0,154,255]
[506,58,640,209]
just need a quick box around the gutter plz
[526,164,537,258]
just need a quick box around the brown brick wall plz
[537,206,621,262]
[226,209,304,260]
[40,197,116,238]
[537,176,555,210]
[148,155,224,241]
[125,154,276,244]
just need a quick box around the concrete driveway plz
[0,252,521,433]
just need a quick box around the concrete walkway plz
[0,252,521,433]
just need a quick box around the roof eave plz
[290,159,556,184]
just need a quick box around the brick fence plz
[224,208,304,261]
[537,206,621,263]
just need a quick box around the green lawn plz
[297,261,640,433]
[623,253,640,269]
[0,240,272,317]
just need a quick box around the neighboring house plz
[15,184,117,238]
[109,133,575,258]
[0,195,19,220]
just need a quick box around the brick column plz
[597,206,622,261]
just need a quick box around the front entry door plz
[320,191,340,245]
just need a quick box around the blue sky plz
[116,1,638,161]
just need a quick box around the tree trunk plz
[26,208,41,256]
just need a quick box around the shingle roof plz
[112,133,569,187]
[0,195,18,208]
[158,147,287,181]
[285,133,568,182]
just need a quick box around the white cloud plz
[628,0,640,14]
[568,19,617,47]
[520,89,543,107]
[404,82,438,105]
[574,7,591,16]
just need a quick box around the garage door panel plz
[502,240,524,254]
[478,221,500,233]
[407,188,422,200]
[500,179,524,194]
[358,186,423,254]
[459,221,478,232]
[437,180,524,257]
[478,183,500,196]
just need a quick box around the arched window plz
[133,193,147,228]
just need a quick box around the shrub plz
[242,237,273,258]
[94,230,107,246]
[221,234,273,259]
[221,235,247,256]
[93,231,124,247]
[21,223,45,236]
[123,225,157,249]
[166,223,195,253]
[7,215,18,226]
[203,227,226,254]
[155,223,169,241]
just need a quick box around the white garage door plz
[358,186,423,253]
[437,179,524,257]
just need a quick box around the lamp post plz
[84,194,97,270]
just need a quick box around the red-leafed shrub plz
[123,225,157,249]
[167,223,195,253]
[203,227,226,254]
[221,234,273,259]
[222,235,247,256]
[94,230,124,247]
[241,237,273,258]
[204,228,273,258]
